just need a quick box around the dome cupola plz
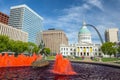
[79,22,91,35]
[78,21,92,44]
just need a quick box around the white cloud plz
[86,0,104,11]
[44,5,90,44]
[44,0,120,44]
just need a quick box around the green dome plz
[79,27,91,34]
[79,22,91,34]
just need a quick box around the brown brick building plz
[0,12,9,25]
[42,29,68,54]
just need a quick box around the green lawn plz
[72,57,83,60]
[46,56,55,60]
[46,56,120,62]
[102,57,120,62]
[46,56,83,60]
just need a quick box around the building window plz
[74,49,76,51]
[99,49,101,51]
[99,53,101,56]
[87,53,89,56]
[66,52,68,55]
[95,49,97,51]
[70,48,72,51]
[84,52,86,56]
[66,48,68,51]
[81,52,82,56]
[74,52,76,56]
[95,53,97,55]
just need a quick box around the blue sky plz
[0,0,120,44]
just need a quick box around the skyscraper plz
[8,4,43,43]
[105,28,119,42]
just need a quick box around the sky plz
[0,0,120,44]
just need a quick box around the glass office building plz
[8,4,43,43]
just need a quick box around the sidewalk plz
[83,57,93,62]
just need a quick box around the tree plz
[117,46,120,53]
[0,35,9,52]
[44,48,50,55]
[101,42,117,57]
[0,35,39,54]
[28,42,39,54]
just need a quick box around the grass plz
[46,56,83,60]
[46,56,120,63]
[46,56,55,60]
[72,57,83,60]
[102,57,120,62]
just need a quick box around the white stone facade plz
[0,22,28,42]
[60,43,102,57]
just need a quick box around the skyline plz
[0,0,120,44]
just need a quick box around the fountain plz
[0,53,40,67]
[51,54,76,75]
[0,53,120,79]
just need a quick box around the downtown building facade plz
[105,28,119,42]
[0,22,28,42]
[42,28,68,54]
[60,22,103,57]
[0,12,9,25]
[8,4,43,43]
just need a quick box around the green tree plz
[0,35,39,55]
[117,46,120,56]
[101,42,117,57]
[7,39,15,52]
[44,48,50,55]
[0,35,9,52]
[7,40,28,55]
[28,42,39,54]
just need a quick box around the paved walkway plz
[83,57,93,62]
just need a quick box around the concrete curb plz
[48,59,120,68]
[72,60,120,68]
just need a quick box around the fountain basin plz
[0,61,120,80]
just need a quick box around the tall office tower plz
[0,12,9,25]
[105,28,119,42]
[42,28,68,54]
[8,4,43,43]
